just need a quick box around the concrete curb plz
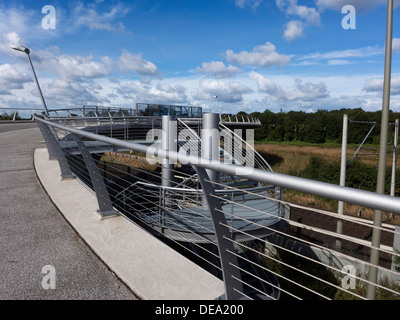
[34,147,224,300]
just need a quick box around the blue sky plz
[1,0,400,114]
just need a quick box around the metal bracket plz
[72,134,119,219]
[36,120,75,179]
[194,165,244,300]
[347,120,377,168]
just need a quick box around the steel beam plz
[194,165,244,300]
[72,134,119,219]
[36,120,74,179]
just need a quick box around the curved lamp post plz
[11,46,49,117]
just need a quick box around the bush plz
[299,157,400,196]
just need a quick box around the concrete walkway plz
[0,122,224,300]
[0,124,138,299]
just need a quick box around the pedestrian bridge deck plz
[34,147,224,300]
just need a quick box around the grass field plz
[255,142,400,225]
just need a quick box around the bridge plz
[1,106,400,300]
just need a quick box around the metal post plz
[12,46,49,117]
[72,134,119,219]
[367,0,393,300]
[161,115,176,188]
[36,120,74,179]
[159,188,164,232]
[336,114,348,251]
[347,121,376,168]
[202,112,220,184]
[26,52,49,117]
[36,120,58,160]
[194,166,244,300]
[161,115,176,223]
[389,119,398,220]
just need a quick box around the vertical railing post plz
[336,113,348,251]
[72,134,119,219]
[194,166,244,300]
[159,187,166,233]
[161,115,176,222]
[162,115,176,188]
[36,119,58,160]
[201,112,220,185]
[36,120,74,179]
[389,119,399,220]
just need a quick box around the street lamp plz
[213,95,220,115]
[12,45,49,117]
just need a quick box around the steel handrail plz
[33,114,400,215]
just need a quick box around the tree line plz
[238,108,400,145]
[0,111,21,121]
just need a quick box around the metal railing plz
[33,113,400,300]
[44,106,262,126]
[220,113,261,125]
[0,107,43,121]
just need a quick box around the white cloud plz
[299,46,383,63]
[284,20,305,42]
[327,59,351,65]
[249,71,329,102]
[0,32,110,81]
[52,55,111,81]
[0,32,24,55]
[0,63,32,94]
[70,2,130,32]
[113,80,188,104]
[0,25,161,108]
[277,0,320,41]
[277,0,321,25]
[225,42,290,68]
[363,76,400,95]
[33,48,160,80]
[235,0,262,10]
[0,6,40,40]
[248,71,278,94]
[43,78,107,107]
[192,79,253,103]
[118,51,160,77]
[393,38,400,53]
[195,61,242,79]
[8,42,114,82]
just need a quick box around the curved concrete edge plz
[34,148,225,300]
